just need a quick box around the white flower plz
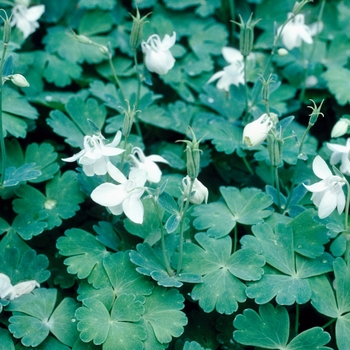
[182,176,208,205]
[11,4,45,39]
[91,162,147,224]
[327,139,350,175]
[10,74,30,87]
[141,32,176,75]
[304,155,346,219]
[243,113,273,147]
[129,147,168,183]
[62,131,124,177]
[277,13,322,51]
[331,119,350,138]
[0,273,39,300]
[207,47,246,91]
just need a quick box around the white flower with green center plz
[91,162,147,224]
[129,147,168,183]
[243,113,273,147]
[0,273,39,300]
[62,131,124,177]
[11,3,45,39]
[327,139,350,176]
[277,13,322,51]
[141,32,176,75]
[304,155,346,219]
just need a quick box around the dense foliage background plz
[0,0,350,349]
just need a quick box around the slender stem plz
[243,55,249,116]
[242,155,254,174]
[177,178,195,274]
[274,166,281,211]
[344,179,350,264]
[119,134,128,171]
[322,318,336,330]
[151,196,173,276]
[0,42,8,186]
[299,0,326,102]
[228,0,236,46]
[284,123,313,212]
[132,49,143,139]
[295,303,300,334]
[107,53,127,102]
[233,225,238,253]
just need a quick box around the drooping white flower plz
[243,113,273,147]
[304,155,346,219]
[182,176,208,205]
[0,273,39,300]
[11,4,45,39]
[9,74,30,87]
[129,147,168,183]
[62,131,124,177]
[327,139,350,176]
[141,32,176,75]
[277,13,323,51]
[331,119,350,138]
[91,162,147,224]
[207,47,246,91]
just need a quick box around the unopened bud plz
[331,118,350,138]
[277,48,288,56]
[308,99,324,125]
[75,34,93,45]
[119,100,140,137]
[1,10,11,45]
[260,74,274,103]
[99,45,109,55]
[129,8,151,50]
[10,74,29,87]
[232,13,261,57]
[267,134,283,167]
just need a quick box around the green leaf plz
[76,294,147,349]
[234,304,289,348]
[48,95,106,148]
[129,235,201,288]
[322,67,350,106]
[141,287,187,344]
[8,289,78,347]
[192,187,273,238]
[78,9,114,36]
[4,163,41,187]
[56,228,109,288]
[13,171,84,231]
[181,233,264,314]
[24,143,59,183]
[0,328,15,350]
[234,304,331,349]
[0,247,49,284]
[78,0,115,10]
[93,221,121,251]
[78,252,154,310]
[336,313,350,350]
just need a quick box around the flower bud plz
[307,99,324,126]
[129,8,151,50]
[10,74,29,87]
[331,118,350,138]
[182,176,208,205]
[260,74,274,103]
[119,100,140,137]
[277,48,289,56]
[232,13,261,57]
[74,34,93,45]
[267,134,283,167]
[2,11,11,45]
[243,113,273,147]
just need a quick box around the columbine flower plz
[182,176,208,205]
[62,131,124,177]
[327,139,350,176]
[91,162,147,224]
[0,273,39,300]
[129,147,168,183]
[304,155,346,219]
[207,47,246,91]
[243,113,273,147]
[11,3,45,39]
[331,118,350,138]
[277,13,322,51]
[141,32,176,75]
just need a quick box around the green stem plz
[242,155,254,175]
[151,196,174,276]
[119,134,128,172]
[284,123,313,212]
[295,303,299,334]
[299,0,326,102]
[133,49,143,139]
[274,166,281,211]
[243,55,249,116]
[177,178,195,274]
[344,180,350,264]
[233,225,238,253]
[322,318,336,330]
[0,42,8,186]
[108,53,127,102]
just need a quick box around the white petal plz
[303,180,328,193]
[92,157,108,176]
[146,154,169,164]
[107,162,127,183]
[0,273,13,299]
[123,197,144,224]
[317,190,337,219]
[296,27,313,45]
[207,70,225,85]
[108,203,124,216]
[108,130,122,147]
[312,156,332,179]
[25,5,45,21]
[10,280,40,300]
[222,47,243,64]
[161,31,176,50]
[91,183,125,207]
[61,149,85,162]
[337,190,346,215]
[82,164,95,177]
